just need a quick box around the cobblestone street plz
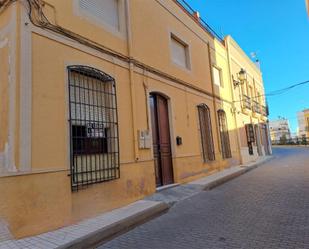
[99,147,309,249]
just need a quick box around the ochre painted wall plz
[0,0,268,239]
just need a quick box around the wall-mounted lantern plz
[233,68,247,87]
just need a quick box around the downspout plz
[125,0,139,161]
[225,37,243,164]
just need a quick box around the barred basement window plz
[217,110,232,159]
[68,65,120,190]
[198,105,215,162]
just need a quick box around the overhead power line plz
[234,79,309,103]
[266,79,309,97]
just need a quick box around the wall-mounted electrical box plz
[138,130,151,149]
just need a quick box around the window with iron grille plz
[68,65,120,190]
[245,124,255,155]
[198,105,215,162]
[245,124,255,143]
[217,110,232,159]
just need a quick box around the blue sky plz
[187,0,309,133]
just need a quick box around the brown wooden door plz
[150,93,174,187]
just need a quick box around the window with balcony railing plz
[253,101,261,114]
[242,95,251,110]
[261,105,268,116]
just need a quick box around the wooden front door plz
[150,93,174,187]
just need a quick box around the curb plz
[57,202,169,249]
[203,156,273,191]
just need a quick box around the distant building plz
[297,109,309,138]
[290,132,298,139]
[269,118,291,142]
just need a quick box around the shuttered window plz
[79,0,120,30]
[218,110,232,159]
[212,66,223,87]
[68,66,120,190]
[171,35,189,69]
[198,105,215,161]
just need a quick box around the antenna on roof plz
[250,51,261,69]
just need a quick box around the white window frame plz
[169,33,191,71]
[73,0,127,38]
[212,65,223,87]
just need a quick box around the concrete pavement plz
[0,153,272,249]
[99,147,309,249]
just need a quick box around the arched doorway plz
[149,93,174,187]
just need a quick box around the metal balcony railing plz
[253,101,261,114]
[242,95,251,110]
[175,0,224,42]
[261,105,268,116]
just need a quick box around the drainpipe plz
[225,37,243,164]
[125,0,139,161]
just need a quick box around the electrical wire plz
[0,0,230,103]
[233,79,309,103]
[1,0,308,106]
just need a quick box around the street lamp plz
[233,68,247,87]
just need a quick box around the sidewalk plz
[0,156,272,249]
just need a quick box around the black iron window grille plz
[245,123,255,155]
[198,104,215,162]
[68,65,120,190]
[253,100,261,114]
[217,110,232,159]
[242,94,251,110]
[245,124,256,143]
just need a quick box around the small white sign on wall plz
[138,130,151,149]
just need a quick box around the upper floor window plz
[68,65,120,190]
[79,0,121,31]
[212,66,223,87]
[170,34,190,69]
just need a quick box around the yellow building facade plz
[225,36,272,163]
[0,0,271,239]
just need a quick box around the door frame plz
[147,90,175,186]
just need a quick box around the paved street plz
[98,147,309,249]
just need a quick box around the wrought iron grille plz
[261,105,268,116]
[68,65,120,190]
[253,101,261,114]
[175,0,224,42]
[245,124,256,143]
[242,94,252,110]
[218,110,232,159]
